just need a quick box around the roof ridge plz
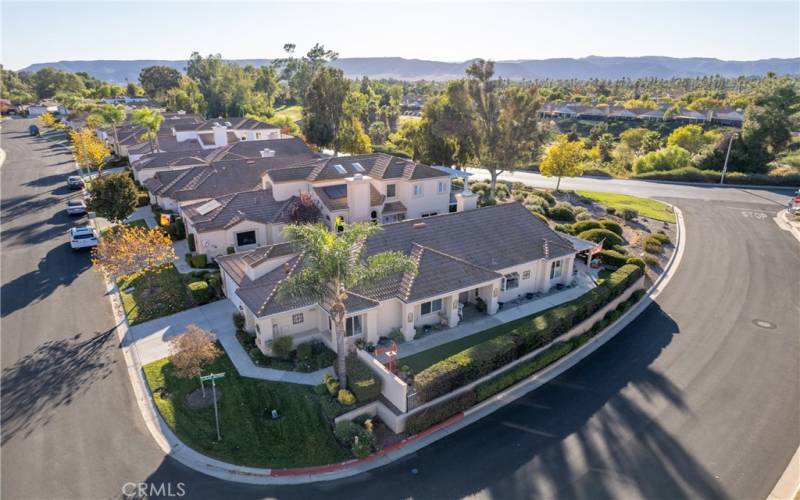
[412,243,499,275]
[398,243,425,301]
[258,255,303,315]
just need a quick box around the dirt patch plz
[184,387,222,410]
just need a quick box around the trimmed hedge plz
[345,354,381,402]
[599,219,623,236]
[186,281,212,304]
[413,265,642,403]
[597,249,628,269]
[578,228,624,249]
[406,390,477,435]
[407,287,646,433]
[548,206,575,222]
[190,254,208,269]
[572,220,603,233]
[626,257,646,270]
[644,236,664,254]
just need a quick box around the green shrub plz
[644,236,664,254]
[232,313,245,331]
[345,354,381,402]
[651,231,671,245]
[643,254,660,267]
[313,383,328,396]
[529,190,556,206]
[187,233,196,252]
[186,281,212,304]
[136,192,150,208]
[606,207,617,216]
[626,257,646,270]
[575,211,592,221]
[578,228,624,249]
[621,208,639,221]
[573,220,602,233]
[207,274,221,295]
[387,329,405,344]
[554,224,575,235]
[272,336,293,360]
[598,250,628,269]
[189,253,207,269]
[633,166,800,187]
[599,219,623,236]
[323,373,340,396]
[406,390,477,435]
[530,211,549,224]
[632,146,692,174]
[611,245,628,255]
[334,420,375,458]
[296,342,313,362]
[226,246,235,255]
[337,389,357,406]
[548,206,575,222]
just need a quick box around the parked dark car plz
[28,125,39,136]
[67,176,85,190]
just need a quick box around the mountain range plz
[19,56,800,83]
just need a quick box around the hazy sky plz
[2,1,798,70]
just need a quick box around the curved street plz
[2,117,798,499]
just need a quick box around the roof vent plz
[213,121,221,127]
[353,173,363,180]
[224,121,232,127]
[413,222,427,229]
[260,148,275,158]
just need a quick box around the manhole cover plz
[753,319,777,329]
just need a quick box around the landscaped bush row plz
[597,249,628,269]
[413,265,643,403]
[578,228,624,249]
[634,166,800,187]
[405,289,646,435]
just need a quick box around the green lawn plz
[576,190,676,223]
[273,105,303,123]
[117,264,194,325]
[143,353,345,468]
[100,218,149,238]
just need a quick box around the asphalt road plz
[2,117,798,500]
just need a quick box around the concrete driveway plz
[125,299,237,364]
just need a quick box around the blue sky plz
[2,1,798,70]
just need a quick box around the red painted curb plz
[269,413,465,477]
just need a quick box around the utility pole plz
[720,133,736,185]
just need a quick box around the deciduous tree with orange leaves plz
[69,127,111,171]
[169,324,222,380]
[92,226,176,285]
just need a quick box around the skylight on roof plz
[333,164,347,174]
[195,199,222,216]
[352,162,365,173]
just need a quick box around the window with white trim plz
[522,270,531,280]
[235,230,257,247]
[345,316,363,337]
[438,181,446,194]
[421,212,438,218]
[502,272,520,291]
[413,184,423,197]
[420,298,442,315]
[292,313,304,325]
[386,184,396,198]
[550,260,563,279]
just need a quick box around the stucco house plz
[217,202,582,355]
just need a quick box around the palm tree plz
[132,107,164,153]
[276,223,417,387]
[90,104,126,157]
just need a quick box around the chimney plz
[212,123,228,147]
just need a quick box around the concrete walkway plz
[395,276,595,361]
[126,299,331,384]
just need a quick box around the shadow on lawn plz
[0,327,119,445]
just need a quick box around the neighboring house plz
[182,189,297,258]
[172,118,285,148]
[709,107,744,127]
[103,112,205,161]
[131,137,315,182]
[217,202,582,355]
[26,100,67,117]
[673,108,708,124]
[100,96,152,105]
[538,102,741,127]
[262,153,474,228]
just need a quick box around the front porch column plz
[256,317,273,353]
[401,302,416,341]
[447,294,460,326]
[486,285,500,315]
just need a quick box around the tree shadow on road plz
[0,327,118,445]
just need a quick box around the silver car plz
[65,199,87,215]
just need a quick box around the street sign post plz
[199,372,225,441]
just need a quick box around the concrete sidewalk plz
[126,299,330,384]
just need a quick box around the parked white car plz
[69,226,99,250]
[65,199,87,215]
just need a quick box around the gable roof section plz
[183,189,295,232]
[265,153,448,184]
